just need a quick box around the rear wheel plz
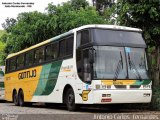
[13,91,18,106]
[18,90,25,106]
[66,88,77,111]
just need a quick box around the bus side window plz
[34,47,44,64]
[45,43,58,61]
[66,36,74,56]
[6,60,9,73]
[25,51,34,67]
[59,40,66,58]
[46,44,54,60]
[52,43,58,59]
[17,55,24,69]
[81,30,89,45]
[10,58,16,71]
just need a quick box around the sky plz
[0,0,92,30]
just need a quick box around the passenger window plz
[6,60,9,73]
[52,43,58,59]
[34,47,44,64]
[46,43,58,61]
[66,36,74,56]
[10,58,16,71]
[59,40,66,58]
[17,55,24,69]
[25,51,34,66]
[46,44,54,60]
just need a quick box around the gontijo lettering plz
[18,69,36,79]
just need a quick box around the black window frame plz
[58,34,74,59]
[80,29,90,46]
[16,54,24,70]
[34,46,45,65]
[45,42,59,61]
[9,57,17,72]
[5,33,74,74]
[25,50,34,67]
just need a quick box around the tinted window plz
[81,30,89,45]
[10,58,16,71]
[66,36,74,56]
[25,51,34,66]
[59,40,66,57]
[34,47,44,64]
[92,29,146,47]
[6,60,9,73]
[17,55,24,69]
[46,43,58,61]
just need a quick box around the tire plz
[66,88,77,111]
[18,90,25,107]
[13,91,19,106]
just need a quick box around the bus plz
[0,66,5,100]
[4,25,152,111]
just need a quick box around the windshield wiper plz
[128,53,142,81]
[114,51,123,81]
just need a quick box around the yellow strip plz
[101,80,136,85]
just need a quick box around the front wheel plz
[66,88,77,111]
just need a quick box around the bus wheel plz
[66,88,76,111]
[13,91,19,106]
[18,90,25,107]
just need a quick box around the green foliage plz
[2,11,55,53]
[116,0,160,46]
[71,0,89,10]
[0,30,6,65]
[1,0,106,62]
[0,30,6,38]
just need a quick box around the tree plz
[117,0,160,46]
[2,0,106,60]
[71,0,89,10]
[0,30,6,65]
[1,18,17,33]
[93,0,115,14]
[2,11,56,53]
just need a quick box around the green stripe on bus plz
[134,79,151,85]
[34,60,62,95]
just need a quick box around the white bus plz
[5,25,151,111]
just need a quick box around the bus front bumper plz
[92,89,152,104]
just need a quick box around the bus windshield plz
[126,47,149,80]
[93,46,149,80]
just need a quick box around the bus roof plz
[6,24,142,59]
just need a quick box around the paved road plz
[0,100,160,120]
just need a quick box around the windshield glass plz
[125,47,149,79]
[93,46,127,79]
[93,46,149,80]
